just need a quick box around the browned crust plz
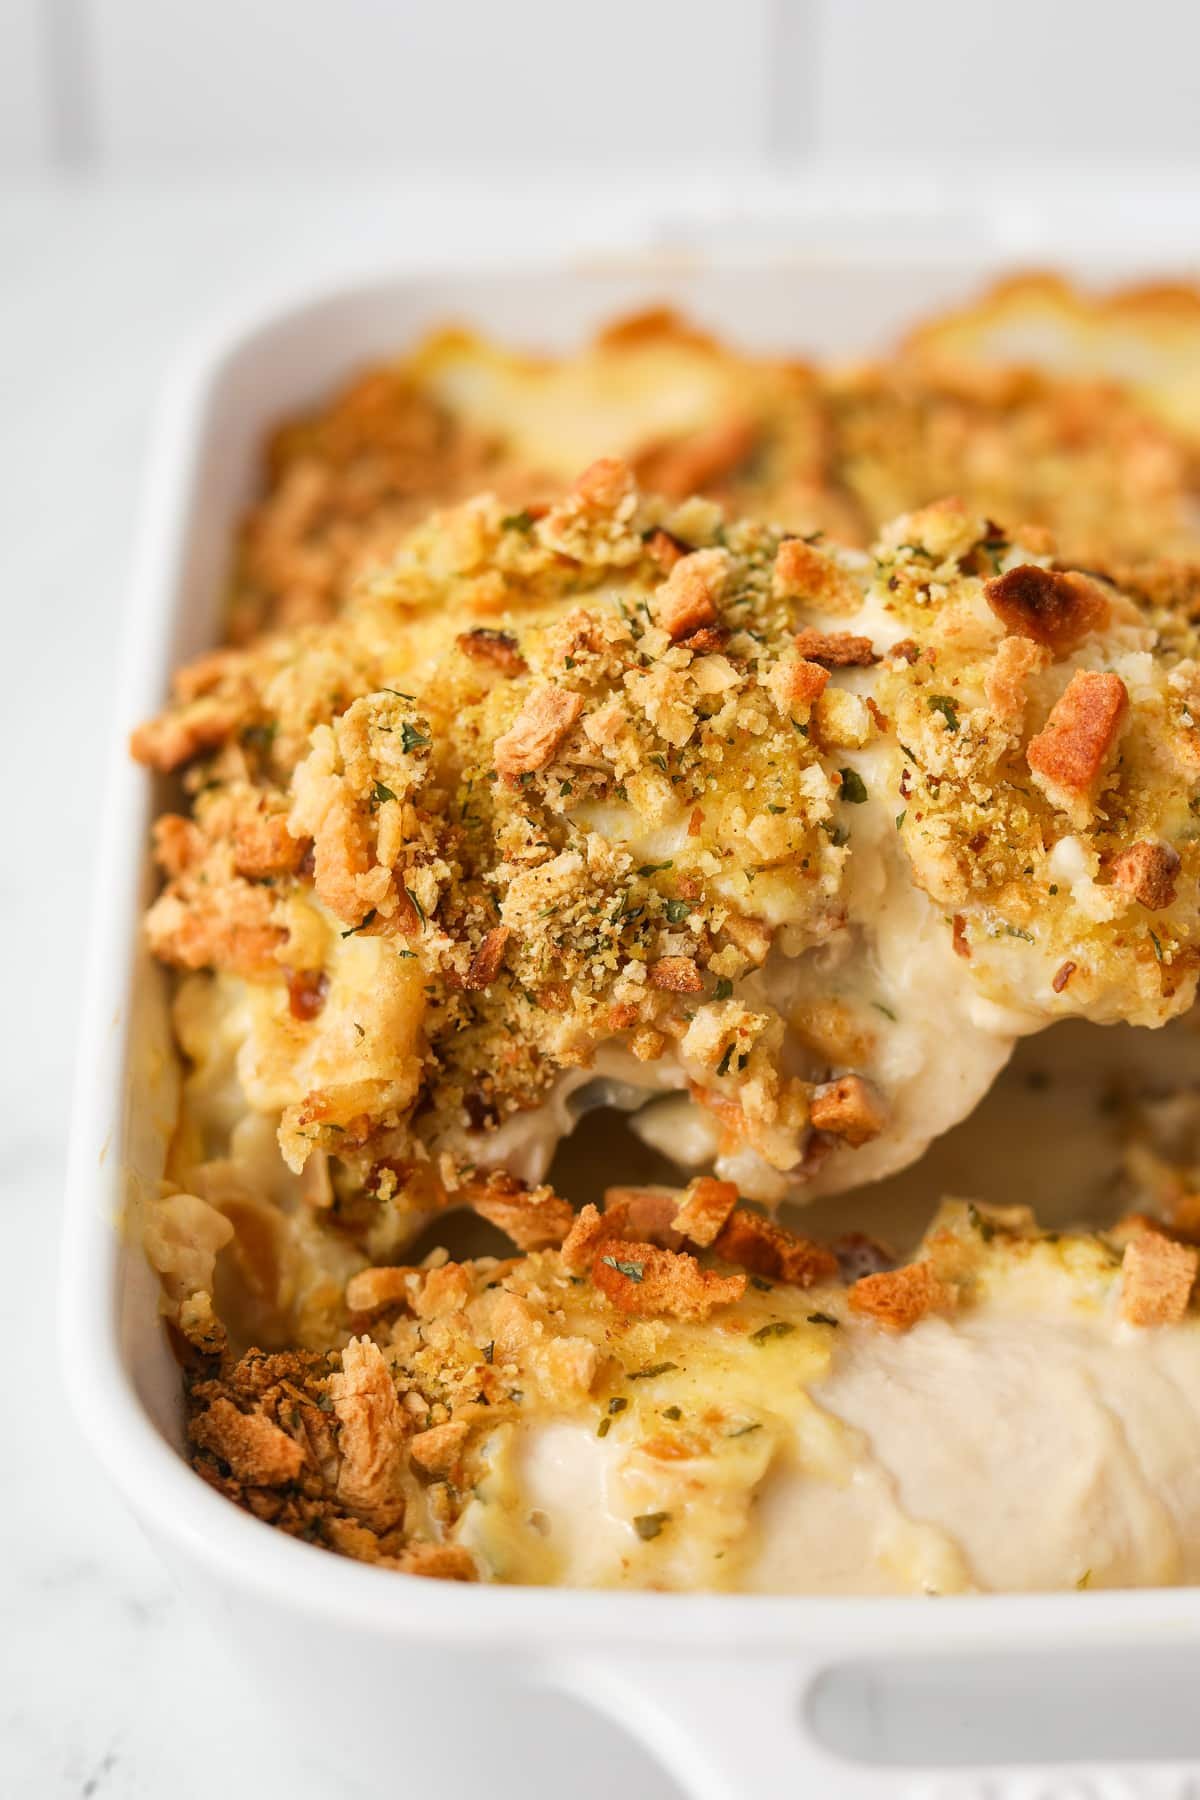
[345,1266,415,1316]
[464,924,511,990]
[713,1208,838,1288]
[648,955,704,994]
[772,539,858,610]
[777,657,830,708]
[456,628,528,676]
[560,1202,609,1274]
[669,1176,739,1248]
[1110,841,1180,911]
[462,1170,574,1251]
[130,702,237,772]
[635,416,758,500]
[645,527,688,573]
[571,456,633,508]
[848,1261,955,1332]
[602,1186,687,1246]
[590,1235,746,1320]
[395,1542,478,1581]
[652,547,725,640]
[808,1074,887,1147]
[792,628,878,668]
[1121,1229,1198,1326]
[328,1337,409,1528]
[493,684,584,777]
[984,564,1110,655]
[1026,670,1129,809]
[409,1420,469,1477]
[984,633,1050,723]
[189,1395,306,1486]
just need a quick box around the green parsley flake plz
[601,1255,644,1283]
[633,1512,670,1541]
[839,767,868,804]
[340,908,377,939]
[928,695,959,732]
[751,1321,796,1345]
[400,721,431,754]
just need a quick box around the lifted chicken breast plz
[134,465,1200,1251]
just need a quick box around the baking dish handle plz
[553,1653,1200,1800]
[553,1655,870,1798]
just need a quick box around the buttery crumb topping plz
[129,293,1200,1597]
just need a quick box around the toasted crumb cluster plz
[870,501,1200,1023]
[135,463,869,1215]
[135,468,1200,1288]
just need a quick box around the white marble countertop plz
[8,168,1200,1799]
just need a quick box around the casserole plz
[61,257,1200,1797]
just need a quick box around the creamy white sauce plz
[457,1303,1200,1594]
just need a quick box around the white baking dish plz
[60,257,1200,1799]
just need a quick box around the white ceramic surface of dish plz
[60,258,1200,1799]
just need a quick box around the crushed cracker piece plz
[456,627,528,676]
[396,1542,478,1581]
[652,547,727,640]
[793,628,878,667]
[849,1262,955,1332]
[494,685,584,777]
[591,1236,746,1321]
[1026,670,1129,823]
[465,924,511,990]
[670,1176,739,1247]
[1121,1230,1198,1326]
[648,955,704,994]
[189,1397,306,1487]
[984,564,1110,656]
[772,538,858,610]
[809,1074,887,1146]
[560,1203,608,1274]
[345,1266,415,1316]
[984,634,1050,724]
[328,1336,409,1527]
[1111,841,1180,911]
[713,1208,838,1287]
[410,1420,469,1476]
[465,1171,574,1250]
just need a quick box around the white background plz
[4,1,1200,1795]
[7,0,1200,171]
